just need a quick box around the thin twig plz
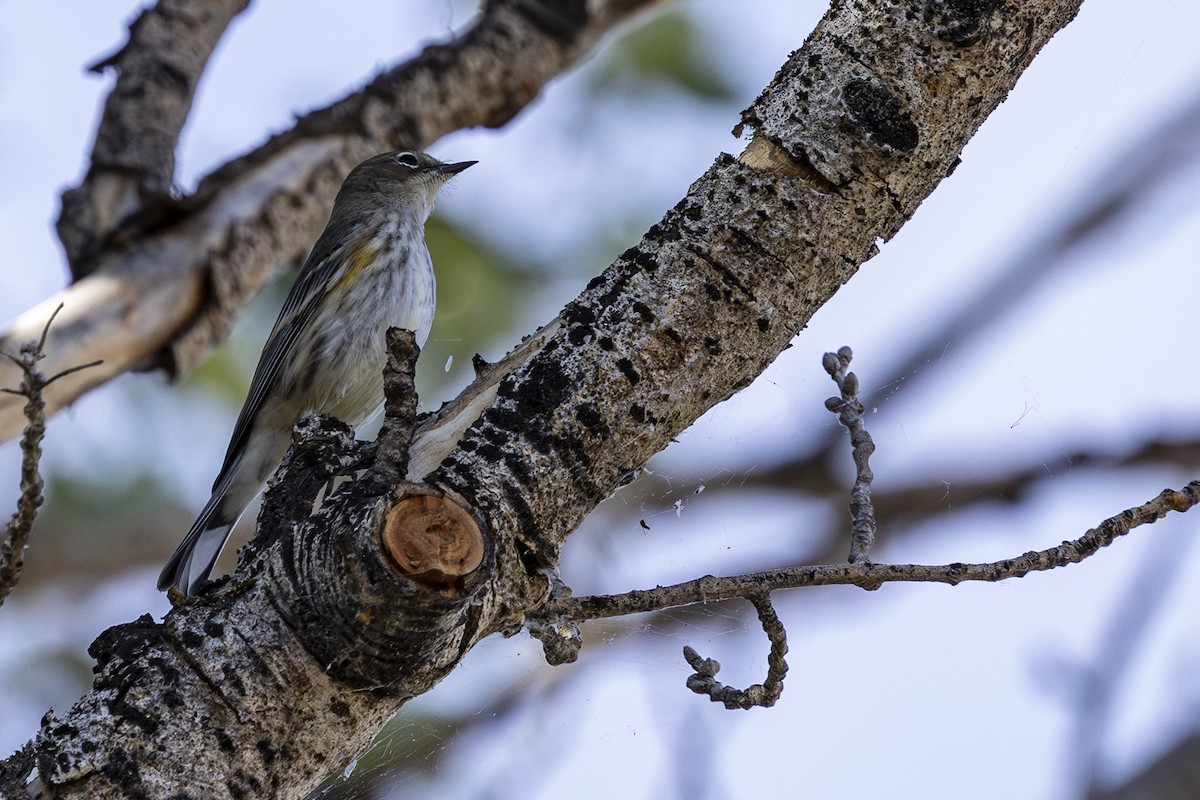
[823,346,877,563]
[530,354,1199,710]
[542,481,1200,622]
[0,304,102,605]
[683,593,788,709]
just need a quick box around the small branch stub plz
[527,570,583,665]
[372,327,420,486]
[382,492,484,587]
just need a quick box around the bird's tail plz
[157,490,240,595]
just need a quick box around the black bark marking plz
[574,403,609,435]
[616,358,640,385]
[843,79,919,152]
[512,0,588,41]
[927,0,1004,46]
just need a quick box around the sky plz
[1,1,1200,798]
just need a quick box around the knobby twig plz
[683,593,788,709]
[371,327,421,487]
[669,345,871,707]
[528,350,1200,710]
[0,305,102,605]
[527,570,583,666]
[823,346,877,563]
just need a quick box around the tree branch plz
[57,0,251,277]
[541,481,1200,622]
[16,1,1106,795]
[422,0,1083,572]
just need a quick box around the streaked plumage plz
[159,150,474,595]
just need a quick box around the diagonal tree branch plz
[0,0,667,444]
[419,0,1084,568]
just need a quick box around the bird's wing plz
[211,222,368,487]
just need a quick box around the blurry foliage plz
[589,9,735,101]
[180,343,252,407]
[418,215,538,405]
[34,473,192,575]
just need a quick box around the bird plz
[158,150,475,595]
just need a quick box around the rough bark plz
[11,0,1090,797]
[57,0,251,277]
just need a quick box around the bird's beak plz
[439,160,477,175]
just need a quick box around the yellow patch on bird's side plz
[330,238,381,295]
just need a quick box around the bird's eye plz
[395,152,420,169]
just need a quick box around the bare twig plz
[371,328,421,486]
[0,305,102,605]
[823,346,877,563]
[529,355,1199,710]
[683,593,788,709]
[542,481,1200,622]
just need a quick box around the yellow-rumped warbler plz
[159,150,475,595]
